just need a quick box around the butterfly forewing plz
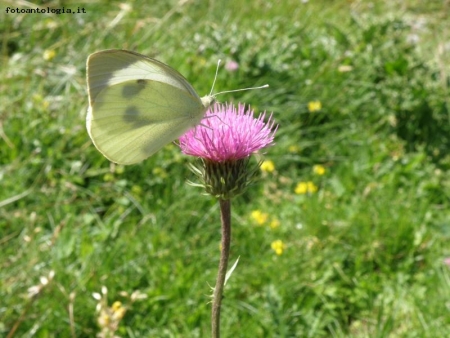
[87,50,200,102]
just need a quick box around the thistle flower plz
[180,103,276,162]
[225,60,239,72]
[179,102,277,337]
[179,103,277,199]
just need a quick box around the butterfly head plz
[201,95,216,109]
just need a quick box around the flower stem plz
[211,199,231,338]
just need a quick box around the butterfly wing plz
[86,50,206,164]
[87,49,200,101]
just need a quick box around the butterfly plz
[86,49,215,164]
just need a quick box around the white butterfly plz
[86,49,268,164]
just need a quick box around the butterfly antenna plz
[214,84,269,96]
[209,59,221,96]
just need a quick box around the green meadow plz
[2,0,450,336]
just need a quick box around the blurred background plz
[1,0,450,336]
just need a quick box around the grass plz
[1,0,450,337]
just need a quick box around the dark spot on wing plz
[122,80,146,99]
[124,106,141,127]
[124,105,156,128]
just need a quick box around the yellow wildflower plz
[251,210,268,225]
[43,49,56,61]
[295,181,318,194]
[313,165,326,175]
[295,182,308,194]
[260,160,275,173]
[111,301,122,311]
[271,240,286,255]
[308,101,322,112]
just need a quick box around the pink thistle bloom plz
[179,103,277,162]
[225,60,239,72]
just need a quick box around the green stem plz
[211,199,231,338]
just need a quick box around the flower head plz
[251,210,269,225]
[307,100,322,112]
[260,160,275,173]
[180,103,276,162]
[225,60,239,72]
[43,49,56,61]
[271,240,286,255]
[313,164,326,175]
[295,181,318,194]
[179,103,277,199]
